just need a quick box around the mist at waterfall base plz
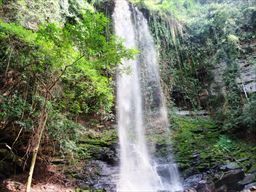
[113,0,183,191]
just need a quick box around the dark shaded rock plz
[157,164,172,179]
[182,167,200,178]
[184,188,197,192]
[216,185,227,192]
[0,159,21,182]
[239,173,256,186]
[219,162,240,171]
[77,160,117,192]
[184,174,203,189]
[97,146,118,165]
[216,169,245,191]
[196,180,215,192]
[250,169,256,174]
[245,162,253,171]
[86,143,118,165]
[244,182,256,190]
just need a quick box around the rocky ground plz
[183,162,256,192]
[1,154,256,192]
[75,160,256,192]
[1,116,256,192]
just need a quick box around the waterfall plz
[113,0,183,191]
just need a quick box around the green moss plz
[0,20,36,42]
[79,130,117,146]
[172,116,256,175]
[77,129,117,160]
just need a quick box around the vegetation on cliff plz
[0,0,255,191]
[133,0,256,135]
[0,1,134,189]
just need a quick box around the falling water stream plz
[113,0,183,191]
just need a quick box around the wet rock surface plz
[77,160,256,192]
[215,169,245,191]
[77,160,118,192]
[183,162,256,192]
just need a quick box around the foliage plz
[0,9,133,171]
[0,94,34,129]
[36,12,134,115]
[0,0,97,31]
[131,0,199,21]
[146,0,256,135]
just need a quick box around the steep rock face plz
[238,40,256,93]
[0,0,93,30]
[211,61,226,95]
[211,7,256,96]
[211,39,256,95]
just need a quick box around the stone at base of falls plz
[215,169,245,191]
[156,165,172,182]
[239,173,256,186]
[182,162,256,192]
[76,160,117,192]
[242,183,256,192]
[220,162,241,171]
[184,174,203,188]
[184,188,197,192]
[183,174,214,192]
[196,180,215,192]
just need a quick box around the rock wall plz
[238,40,256,93]
[0,0,94,30]
[211,40,256,95]
[211,7,256,96]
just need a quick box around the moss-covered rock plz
[171,116,256,177]
[77,129,118,164]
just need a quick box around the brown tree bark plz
[25,55,85,192]
[26,93,49,192]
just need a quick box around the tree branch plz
[48,54,86,91]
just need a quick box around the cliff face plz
[212,8,256,95]
[211,40,256,95]
[0,0,93,30]
[237,40,256,93]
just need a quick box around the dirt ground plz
[1,163,76,192]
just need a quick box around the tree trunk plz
[25,95,49,192]
[25,55,85,192]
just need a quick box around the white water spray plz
[113,0,183,191]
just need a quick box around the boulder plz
[184,188,197,192]
[220,162,240,171]
[216,185,227,192]
[196,180,215,192]
[239,173,256,186]
[216,169,245,191]
[183,174,203,189]
[77,160,117,192]
[243,182,256,191]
